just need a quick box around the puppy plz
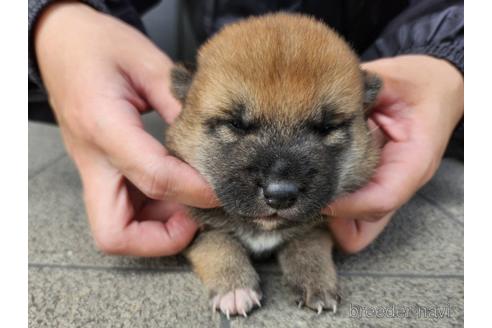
[165,13,381,317]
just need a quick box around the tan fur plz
[278,228,338,311]
[185,231,260,296]
[166,14,366,170]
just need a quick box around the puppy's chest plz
[237,232,285,255]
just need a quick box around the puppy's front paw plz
[212,288,262,318]
[295,283,339,314]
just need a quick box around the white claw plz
[297,300,304,309]
[252,294,262,308]
[226,310,230,320]
[332,302,338,314]
[241,310,248,318]
[317,304,323,315]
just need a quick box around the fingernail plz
[325,205,335,217]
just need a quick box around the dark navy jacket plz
[29,0,463,81]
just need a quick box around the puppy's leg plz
[185,230,262,317]
[278,228,339,314]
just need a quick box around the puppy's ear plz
[170,64,195,104]
[362,70,382,116]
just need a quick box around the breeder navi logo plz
[349,303,454,320]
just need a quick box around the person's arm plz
[327,0,464,253]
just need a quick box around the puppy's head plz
[166,14,381,230]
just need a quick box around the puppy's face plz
[166,14,380,230]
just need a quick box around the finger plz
[125,180,188,220]
[323,140,430,220]
[80,157,137,253]
[97,109,218,208]
[126,53,182,123]
[367,118,387,148]
[136,198,187,222]
[371,108,412,142]
[123,210,197,256]
[143,74,182,124]
[81,158,197,256]
[328,212,394,254]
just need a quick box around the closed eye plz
[227,118,255,134]
[222,102,257,134]
[310,118,353,135]
[205,116,257,135]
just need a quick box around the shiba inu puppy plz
[165,13,381,318]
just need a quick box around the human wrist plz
[407,55,463,130]
[29,1,109,85]
[33,1,112,108]
[34,1,103,63]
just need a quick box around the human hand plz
[324,55,464,253]
[34,2,219,256]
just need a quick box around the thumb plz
[102,123,219,208]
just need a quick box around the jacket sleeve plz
[361,0,463,74]
[28,0,109,86]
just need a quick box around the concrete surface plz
[29,117,464,327]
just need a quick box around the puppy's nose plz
[263,181,299,209]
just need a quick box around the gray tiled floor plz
[28,119,464,327]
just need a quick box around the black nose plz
[263,181,299,209]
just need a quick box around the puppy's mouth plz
[253,214,284,231]
[256,214,281,220]
[243,208,308,222]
